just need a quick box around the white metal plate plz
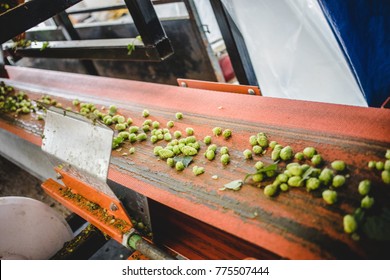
[42,106,113,181]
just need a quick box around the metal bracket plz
[177,78,261,95]
[0,45,8,78]
[4,38,171,61]
[42,167,133,243]
[53,12,99,75]
[124,0,173,59]
[209,0,258,86]
[381,97,390,109]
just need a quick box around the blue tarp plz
[318,0,390,107]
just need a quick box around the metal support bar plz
[0,0,82,44]
[67,4,128,15]
[2,0,173,62]
[123,0,174,58]
[54,12,81,41]
[177,78,261,95]
[183,0,225,82]
[51,224,110,260]
[128,234,174,260]
[3,38,170,61]
[0,45,7,78]
[152,0,183,5]
[209,0,258,86]
[54,12,99,75]
[66,0,183,15]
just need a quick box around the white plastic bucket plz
[0,196,73,259]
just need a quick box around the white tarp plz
[222,0,367,106]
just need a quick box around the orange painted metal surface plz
[2,66,390,259]
[177,78,261,95]
[128,251,149,260]
[42,178,132,244]
[55,167,132,226]
[0,112,43,146]
[5,66,388,143]
[148,199,280,260]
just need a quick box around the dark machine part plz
[127,233,175,260]
[51,224,112,260]
[54,11,99,75]
[89,239,134,260]
[1,0,174,62]
[210,0,258,86]
[0,46,7,78]
[123,0,172,59]
[8,39,171,61]
[108,179,152,233]
[0,0,82,44]
[12,1,224,85]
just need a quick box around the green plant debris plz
[244,163,278,183]
[322,189,337,205]
[220,146,229,155]
[203,135,212,145]
[127,35,142,55]
[264,184,278,197]
[185,127,194,136]
[252,145,263,155]
[249,135,258,146]
[295,152,304,161]
[382,170,390,184]
[175,161,185,171]
[311,154,323,166]
[40,41,50,51]
[280,146,293,161]
[361,195,374,209]
[127,43,136,55]
[220,154,230,165]
[192,166,205,176]
[220,180,243,191]
[331,160,346,171]
[12,39,31,49]
[303,147,316,158]
[256,133,269,148]
[254,161,265,170]
[142,109,150,118]
[173,156,193,167]
[222,129,232,140]
[332,175,346,188]
[59,187,130,234]
[175,112,183,120]
[343,214,358,234]
[243,149,252,159]
[212,127,222,136]
[205,149,215,161]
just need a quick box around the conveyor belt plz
[1,66,389,259]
